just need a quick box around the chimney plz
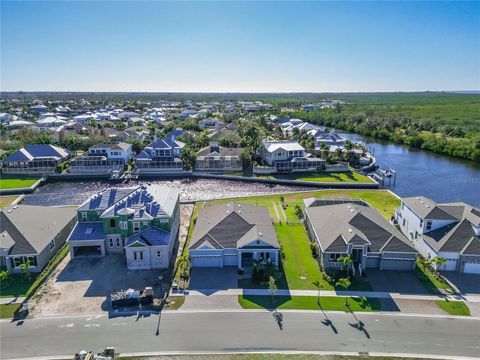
[210,141,220,153]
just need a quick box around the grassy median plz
[436,300,470,316]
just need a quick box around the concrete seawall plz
[0,170,379,196]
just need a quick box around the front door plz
[351,248,363,263]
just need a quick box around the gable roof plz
[3,144,68,162]
[304,199,415,254]
[262,141,304,153]
[125,227,171,247]
[403,196,458,220]
[0,205,76,255]
[189,203,279,250]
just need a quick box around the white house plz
[396,196,480,274]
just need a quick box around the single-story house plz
[304,198,417,274]
[189,203,280,268]
[0,205,76,273]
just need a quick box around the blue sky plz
[1,1,479,92]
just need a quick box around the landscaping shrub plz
[310,242,319,258]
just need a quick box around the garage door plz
[382,259,415,271]
[190,255,222,267]
[464,263,480,274]
[444,259,458,271]
[223,254,238,266]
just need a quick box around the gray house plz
[0,205,76,273]
[189,203,280,268]
[304,198,417,274]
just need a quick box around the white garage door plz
[190,255,222,267]
[464,263,480,274]
[382,259,415,271]
[444,259,458,271]
[223,254,238,266]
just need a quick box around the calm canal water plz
[22,135,480,207]
[340,132,480,206]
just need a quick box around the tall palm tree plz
[335,278,351,306]
[432,256,447,277]
[319,143,330,160]
[268,276,278,303]
[339,255,353,278]
[312,279,323,305]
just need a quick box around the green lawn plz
[436,300,470,316]
[0,177,39,190]
[258,171,373,183]
[238,295,381,311]
[0,245,69,298]
[0,303,20,319]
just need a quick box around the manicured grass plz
[0,195,19,208]
[0,303,20,319]
[163,296,185,310]
[414,260,451,294]
[274,223,328,290]
[238,295,381,311]
[436,300,470,316]
[0,177,39,189]
[0,245,70,299]
[259,171,373,183]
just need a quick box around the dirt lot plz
[28,204,195,317]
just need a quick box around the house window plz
[426,221,432,231]
[143,221,149,227]
[415,231,418,239]
[49,240,55,251]
[110,219,116,228]
[133,222,140,232]
[81,212,87,220]
[328,253,342,261]
[109,238,114,247]
[402,218,406,226]
[120,221,128,230]
[160,218,168,224]
[401,203,404,210]
[13,257,22,268]
[420,219,423,227]
[116,238,121,247]
[134,251,144,261]
[156,251,161,258]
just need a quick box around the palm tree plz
[19,260,32,281]
[319,143,329,160]
[432,256,447,277]
[339,255,353,278]
[312,279,323,305]
[335,277,351,306]
[0,270,10,288]
[292,127,301,140]
[334,147,344,161]
[268,276,278,303]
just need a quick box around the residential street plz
[1,311,480,359]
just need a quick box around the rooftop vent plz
[348,228,353,233]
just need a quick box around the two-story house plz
[194,142,243,173]
[67,185,180,270]
[69,142,133,174]
[2,144,69,175]
[257,141,325,174]
[135,137,184,173]
[395,196,480,274]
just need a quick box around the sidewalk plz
[0,296,26,305]
[174,288,480,303]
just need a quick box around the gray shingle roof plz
[403,196,458,220]
[0,205,76,255]
[190,203,279,250]
[304,199,415,254]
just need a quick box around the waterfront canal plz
[341,132,480,206]
[21,134,480,207]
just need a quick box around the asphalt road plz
[1,310,480,359]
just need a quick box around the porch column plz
[274,252,279,267]
[238,251,242,269]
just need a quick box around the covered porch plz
[237,249,279,269]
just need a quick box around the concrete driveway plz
[441,272,480,295]
[188,267,238,292]
[366,269,428,294]
[29,254,169,317]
